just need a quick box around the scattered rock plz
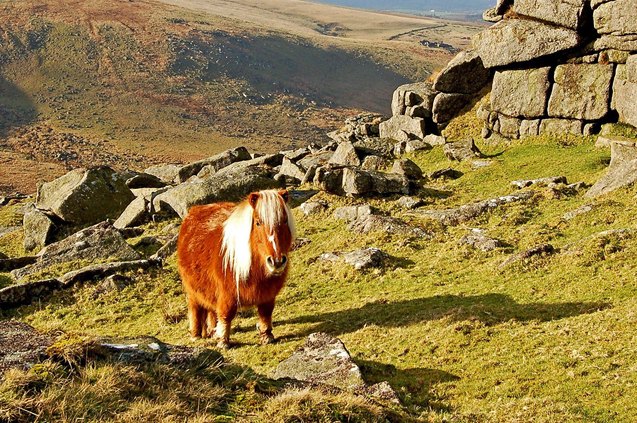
[443,139,483,162]
[336,167,410,197]
[144,164,181,185]
[333,204,374,222]
[363,381,401,405]
[349,215,430,238]
[273,332,365,391]
[586,141,637,197]
[360,155,390,171]
[153,165,283,218]
[12,221,141,281]
[391,159,423,180]
[423,134,446,146]
[430,168,463,180]
[36,166,134,225]
[396,196,424,210]
[176,146,251,183]
[459,229,504,252]
[379,115,427,141]
[413,191,535,226]
[299,200,328,216]
[114,196,149,229]
[278,157,307,182]
[563,204,594,220]
[405,139,431,152]
[125,173,166,189]
[342,248,387,270]
[0,321,53,376]
[0,256,37,272]
[511,176,567,189]
[328,141,361,166]
[23,207,56,252]
[91,336,222,368]
[150,234,178,261]
[499,244,556,269]
[0,279,62,309]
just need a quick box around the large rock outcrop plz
[381,0,637,141]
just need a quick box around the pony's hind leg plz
[257,301,276,345]
[187,297,206,338]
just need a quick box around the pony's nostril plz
[266,256,274,267]
[281,255,287,265]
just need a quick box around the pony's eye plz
[255,220,261,226]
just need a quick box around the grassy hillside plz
[2,122,636,420]
[0,0,479,195]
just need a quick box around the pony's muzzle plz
[266,255,287,274]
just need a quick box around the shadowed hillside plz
[0,0,481,195]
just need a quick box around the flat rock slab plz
[36,166,134,225]
[273,332,365,391]
[434,49,490,94]
[586,142,637,197]
[91,336,222,368]
[513,0,586,30]
[491,67,551,118]
[511,176,567,189]
[333,204,374,222]
[0,321,53,376]
[153,165,283,218]
[318,248,387,270]
[474,19,580,69]
[548,64,613,120]
[413,191,535,226]
[12,221,141,281]
[348,215,431,238]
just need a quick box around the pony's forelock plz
[221,190,296,289]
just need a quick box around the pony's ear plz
[278,189,289,203]
[248,192,260,209]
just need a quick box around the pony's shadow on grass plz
[357,359,459,411]
[280,293,610,338]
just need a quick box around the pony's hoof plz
[216,340,230,350]
[259,333,276,345]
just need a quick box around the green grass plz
[3,134,637,421]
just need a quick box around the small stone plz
[429,168,463,180]
[397,196,424,209]
[299,201,327,216]
[391,159,423,180]
[342,247,387,270]
[443,139,483,162]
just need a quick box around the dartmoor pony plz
[177,189,296,348]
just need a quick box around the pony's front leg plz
[214,302,237,349]
[257,301,276,345]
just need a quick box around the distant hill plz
[0,0,482,194]
[311,0,492,14]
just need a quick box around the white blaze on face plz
[268,232,277,254]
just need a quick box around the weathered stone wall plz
[387,0,637,140]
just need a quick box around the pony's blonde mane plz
[221,190,296,291]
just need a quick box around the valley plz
[0,0,482,195]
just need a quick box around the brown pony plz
[177,189,296,348]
